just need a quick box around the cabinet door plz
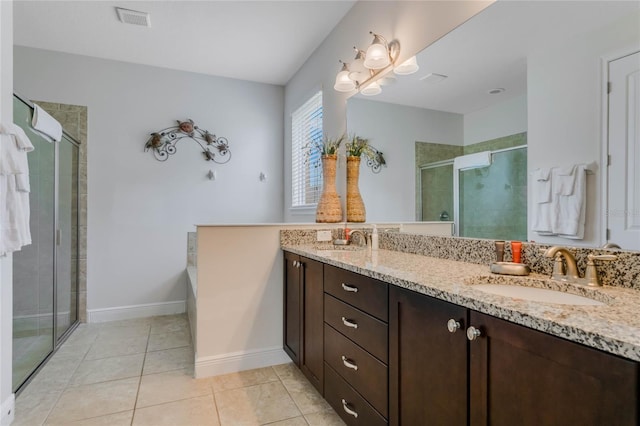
[469,311,639,426]
[389,287,468,426]
[300,257,324,394]
[283,252,301,365]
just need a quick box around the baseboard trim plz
[195,346,290,378]
[1,394,15,426]
[88,300,186,323]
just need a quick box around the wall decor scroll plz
[144,119,231,163]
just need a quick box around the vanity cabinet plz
[283,252,324,393]
[323,265,389,425]
[389,286,640,426]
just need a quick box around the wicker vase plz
[347,156,366,222]
[316,154,343,223]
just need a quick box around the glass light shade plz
[378,73,397,86]
[364,37,390,70]
[348,58,368,83]
[394,56,420,75]
[334,69,356,92]
[360,81,382,96]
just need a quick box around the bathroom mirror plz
[347,1,640,250]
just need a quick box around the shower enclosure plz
[11,95,80,392]
[419,146,527,241]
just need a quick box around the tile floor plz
[13,314,345,426]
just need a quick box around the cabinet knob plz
[341,399,359,418]
[466,326,482,341]
[341,355,359,371]
[447,319,461,333]
[341,317,358,329]
[341,283,359,293]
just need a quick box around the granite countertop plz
[283,245,640,362]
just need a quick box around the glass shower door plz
[11,97,55,390]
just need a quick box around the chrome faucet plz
[347,229,368,247]
[543,246,580,280]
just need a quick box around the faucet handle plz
[584,254,617,286]
[551,253,566,279]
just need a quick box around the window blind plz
[291,91,323,208]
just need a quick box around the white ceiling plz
[360,1,640,115]
[13,0,355,86]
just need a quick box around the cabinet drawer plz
[324,265,388,321]
[324,294,388,363]
[325,363,388,426]
[325,324,388,417]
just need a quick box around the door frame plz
[600,46,640,247]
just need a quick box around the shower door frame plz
[13,93,82,394]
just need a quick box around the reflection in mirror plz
[347,1,640,250]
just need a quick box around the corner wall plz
[14,47,285,315]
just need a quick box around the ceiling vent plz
[116,7,151,27]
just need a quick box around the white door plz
[608,51,640,250]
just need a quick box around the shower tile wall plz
[415,142,462,221]
[35,101,88,322]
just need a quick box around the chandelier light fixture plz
[334,31,419,96]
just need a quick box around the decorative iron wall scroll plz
[144,119,231,163]
[364,146,386,173]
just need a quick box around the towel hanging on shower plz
[0,122,34,255]
[32,104,62,142]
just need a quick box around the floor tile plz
[96,323,151,340]
[51,341,92,361]
[48,410,133,425]
[264,416,309,425]
[272,363,305,381]
[211,367,280,393]
[136,368,212,408]
[132,395,220,426]
[13,389,61,426]
[46,377,139,423]
[143,346,194,375]
[85,334,149,360]
[147,329,191,352]
[304,410,346,426]
[69,353,144,386]
[150,315,189,335]
[28,356,83,392]
[216,381,301,426]
[281,373,331,415]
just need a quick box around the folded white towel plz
[553,165,577,196]
[32,104,62,142]
[453,151,492,171]
[532,168,552,204]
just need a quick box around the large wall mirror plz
[347,1,640,251]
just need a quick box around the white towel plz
[531,167,555,234]
[554,164,586,239]
[453,151,492,171]
[0,123,34,192]
[553,165,577,196]
[32,104,62,142]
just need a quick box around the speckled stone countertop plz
[282,245,640,362]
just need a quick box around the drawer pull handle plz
[341,399,359,418]
[467,326,482,341]
[341,355,358,371]
[447,319,461,333]
[341,283,358,293]
[341,317,358,329]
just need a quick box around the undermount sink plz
[472,284,605,306]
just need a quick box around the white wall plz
[0,1,15,422]
[347,99,463,221]
[464,94,527,145]
[14,47,285,313]
[527,11,640,246]
[283,1,494,222]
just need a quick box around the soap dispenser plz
[371,225,379,251]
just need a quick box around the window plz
[291,90,323,208]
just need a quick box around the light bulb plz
[364,34,390,70]
[394,56,419,75]
[360,81,382,96]
[334,63,356,92]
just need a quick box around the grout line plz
[210,385,223,426]
[130,325,152,426]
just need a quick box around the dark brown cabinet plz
[389,286,468,426]
[389,286,640,426]
[468,311,639,426]
[283,252,324,393]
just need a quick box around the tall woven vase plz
[347,156,366,222]
[316,154,343,223]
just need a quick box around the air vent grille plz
[116,7,151,27]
